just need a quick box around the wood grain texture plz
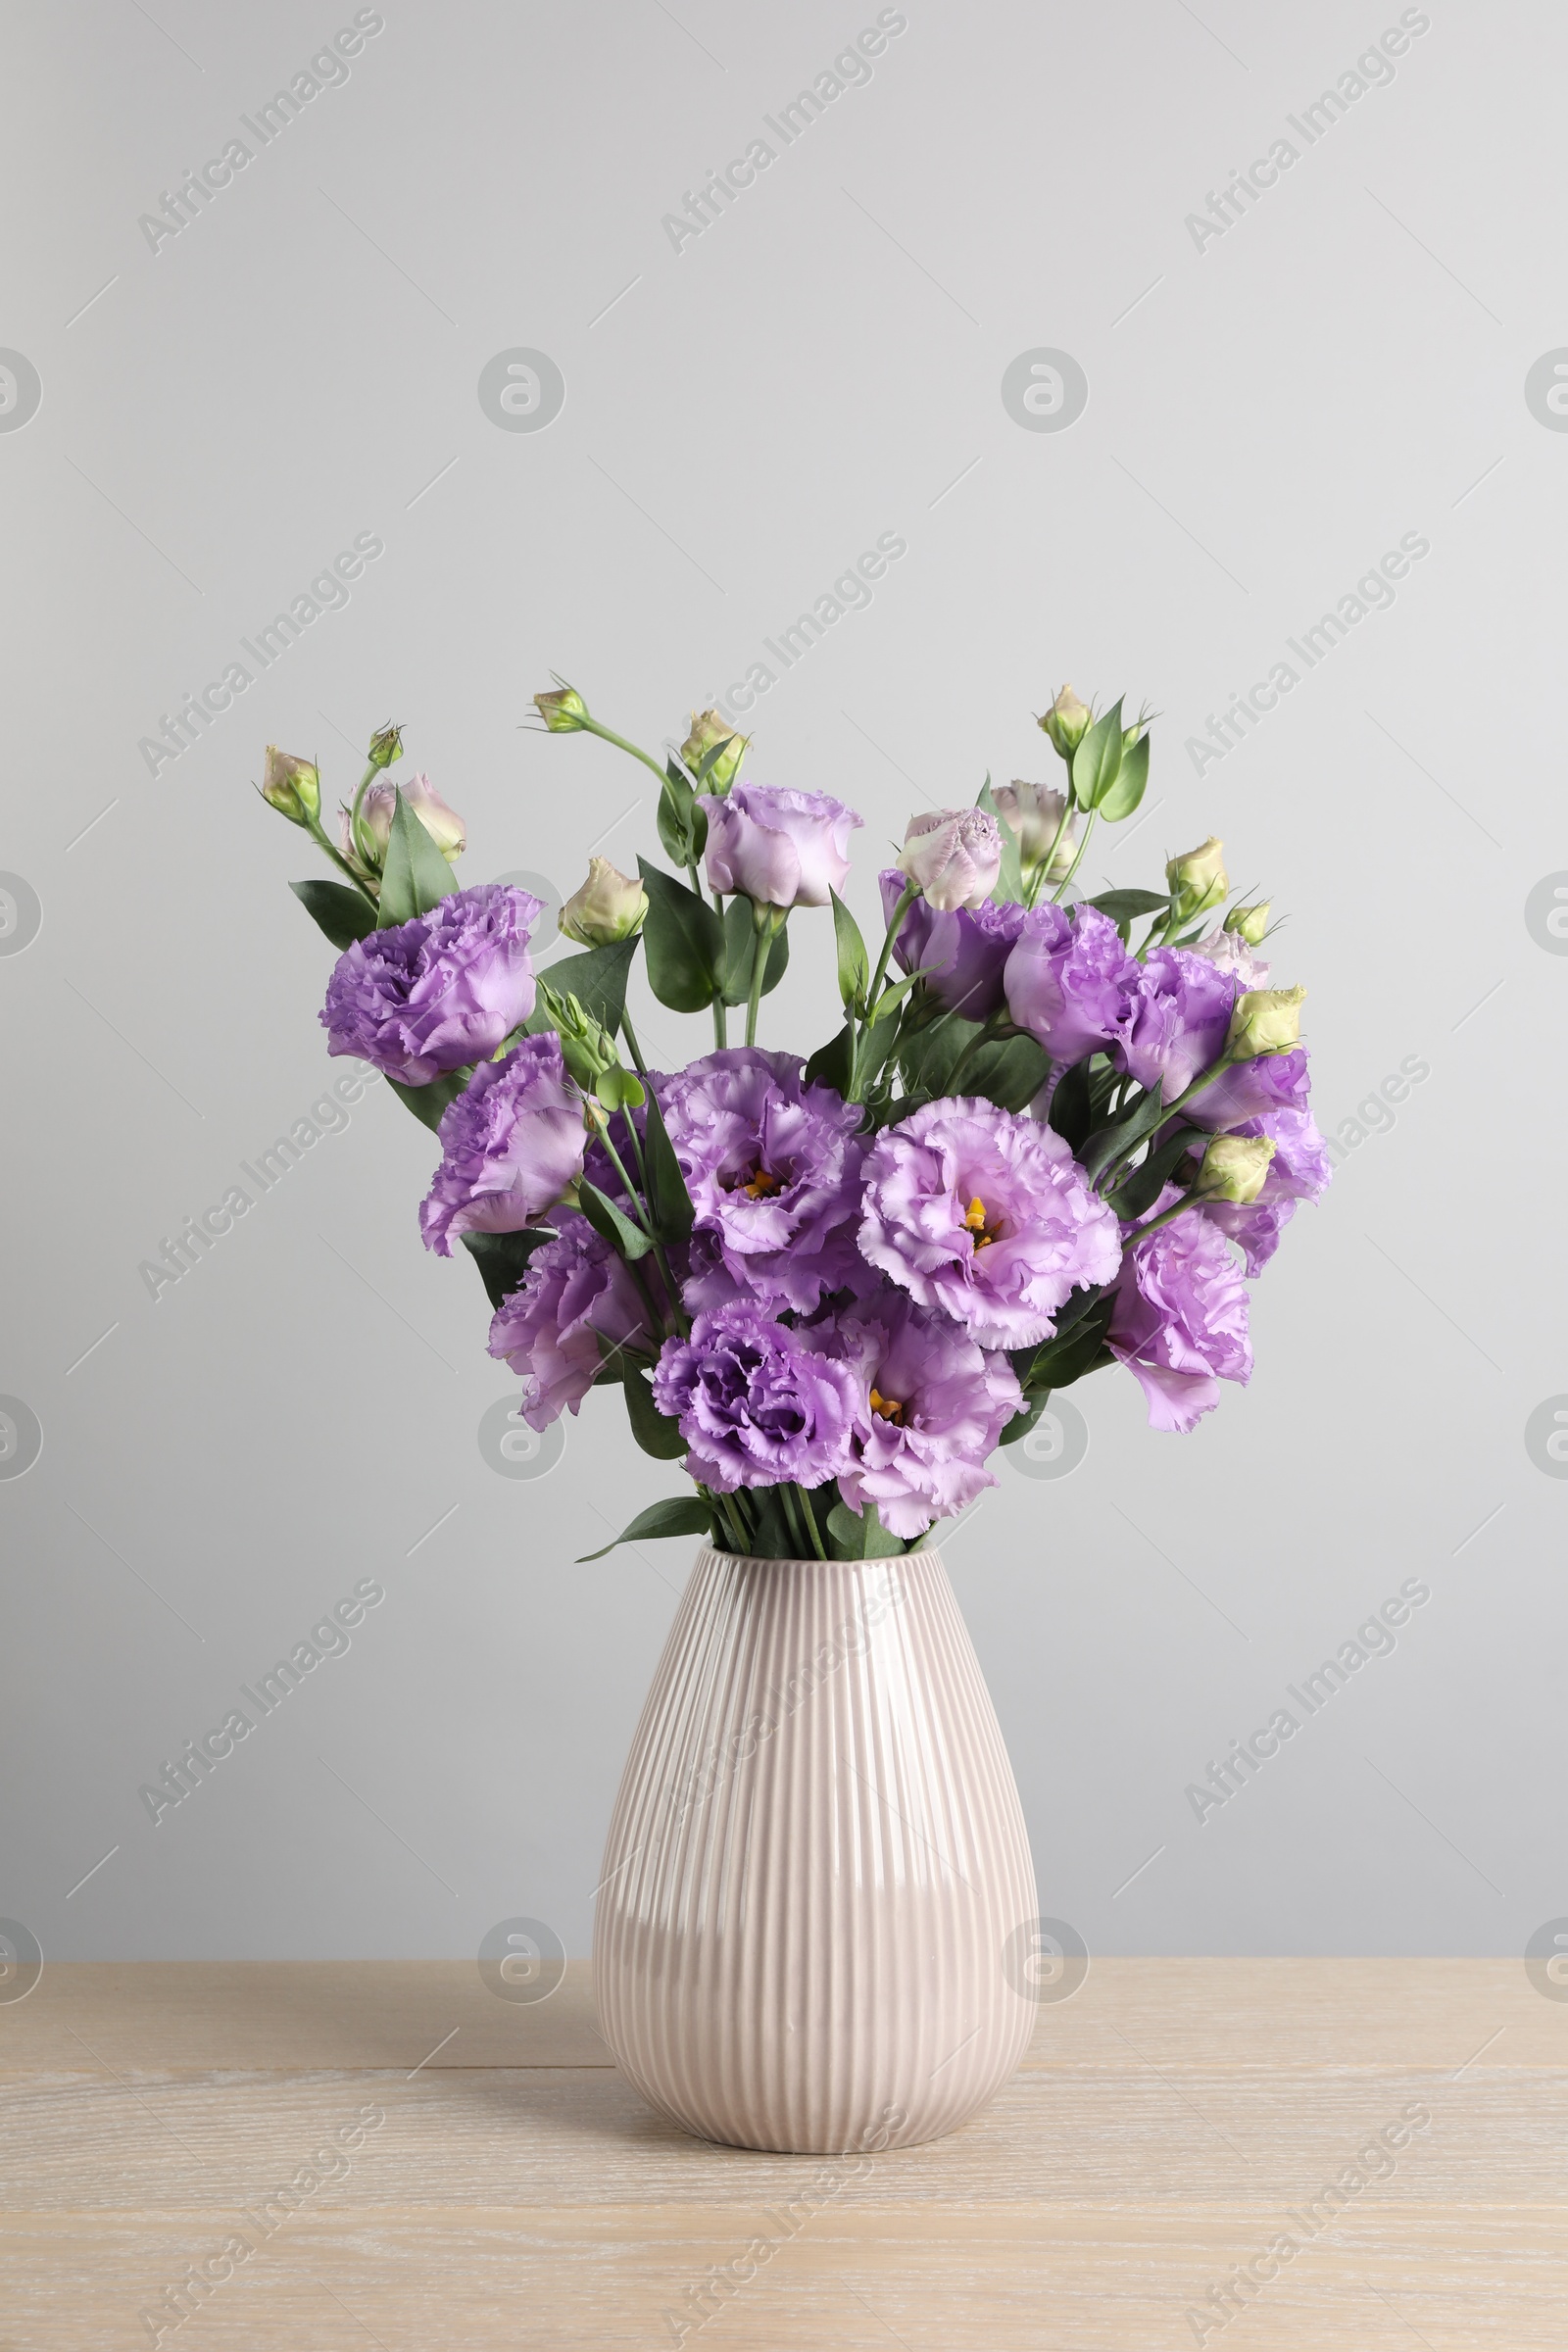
[1,1961,1562,2349]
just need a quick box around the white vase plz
[592,1544,1038,2153]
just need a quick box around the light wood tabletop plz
[2,1958,1561,2348]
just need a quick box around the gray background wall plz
[2,0,1561,1966]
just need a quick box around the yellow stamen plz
[963,1195,998,1250]
[869,1388,904,1424]
[741,1164,780,1199]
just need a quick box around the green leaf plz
[385,1067,473,1132]
[1000,1394,1049,1447]
[641,1083,696,1244]
[527,936,637,1037]
[830,889,868,1013]
[1068,698,1125,811]
[622,1368,689,1460]
[958,1034,1051,1114]
[1085,887,1168,922]
[1047,1058,1092,1152]
[868,966,930,1024]
[825,1500,905,1559]
[638,860,725,1012]
[576,1494,713,1562]
[577,1178,654,1261]
[719,899,790,1006]
[595,1065,646,1113]
[1098,731,1150,823]
[1106,1123,1201,1220]
[460,1226,559,1312]
[658,761,700,866]
[1008,1301,1115,1402]
[1078,1082,1166,1188]
[976,776,1026,906]
[377,788,460,926]
[290,878,376,951]
[804,1024,855,1095]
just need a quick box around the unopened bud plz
[367,723,403,771]
[259,747,319,825]
[1194,1133,1276,1203]
[1225,984,1306,1059]
[1166,835,1228,922]
[1224,900,1270,946]
[534,685,589,733]
[538,982,618,1090]
[679,708,746,793]
[559,858,648,947]
[1039,684,1092,760]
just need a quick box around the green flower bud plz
[367,723,404,771]
[538,981,618,1090]
[1194,1133,1276,1204]
[259,746,320,825]
[1225,984,1306,1059]
[679,707,747,792]
[1166,834,1228,922]
[1224,900,1271,946]
[559,858,648,948]
[534,685,589,733]
[1039,684,1092,760]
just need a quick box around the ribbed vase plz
[592,1544,1038,2153]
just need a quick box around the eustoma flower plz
[653,1302,858,1493]
[419,1035,586,1256]
[489,1211,659,1429]
[700,782,861,907]
[320,884,542,1084]
[991,779,1078,882]
[340,772,466,865]
[858,1098,1121,1349]
[808,1290,1022,1540]
[661,1049,866,1311]
[1116,946,1237,1101]
[1004,903,1141,1066]
[1108,1189,1252,1432]
[1198,1108,1332,1274]
[880,869,1026,1020]
[896,808,1002,911]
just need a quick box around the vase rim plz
[701,1544,943,1567]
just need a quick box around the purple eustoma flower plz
[858,1097,1121,1349]
[1200,1106,1332,1275]
[808,1290,1022,1541]
[653,1302,858,1494]
[700,783,861,908]
[1184,1045,1312,1132]
[419,1035,586,1257]
[661,1048,866,1312]
[1116,946,1237,1102]
[1004,902,1142,1068]
[1108,1189,1252,1432]
[320,883,543,1085]
[488,1209,656,1430]
[879,868,1027,1021]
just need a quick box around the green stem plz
[594,1126,648,1223]
[945,1008,1005,1096]
[779,1480,808,1557]
[1122,1192,1200,1250]
[347,759,381,868]
[793,1484,828,1559]
[1051,807,1098,902]
[745,908,777,1048]
[618,1006,649,1078]
[863,882,917,1027]
[582,717,670,790]
[305,812,379,907]
[1024,800,1078,908]
[691,865,728,1049]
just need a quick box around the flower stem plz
[347,759,380,868]
[582,717,670,789]
[745,908,778,1048]
[793,1483,828,1559]
[863,882,917,1028]
[1121,1192,1200,1250]
[305,812,380,907]
[1025,801,1078,908]
[944,1008,1005,1096]
[619,1006,649,1077]
[1051,808,1098,902]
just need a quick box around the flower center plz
[868,1388,904,1425]
[739,1162,781,1199]
[962,1195,1002,1250]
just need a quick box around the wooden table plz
[2,1960,1560,2347]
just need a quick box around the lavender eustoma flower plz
[653,1302,858,1494]
[320,883,542,1084]
[1108,1189,1252,1432]
[1004,902,1142,1067]
[896,808,1002,911]
[858,1097,1121,1349]
[700,783,861,907]
[1116,946,1237,1102]
[1184,1045,1312,1131]
[419,1035,586,1256]
[808,1289,1022,1540]
[1199,1106,1332,1274]
[661,1048,866,1312]
[488,1209,655,1429]
[879,868,1027,1021]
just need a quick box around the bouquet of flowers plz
[256,681,1328,1563]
